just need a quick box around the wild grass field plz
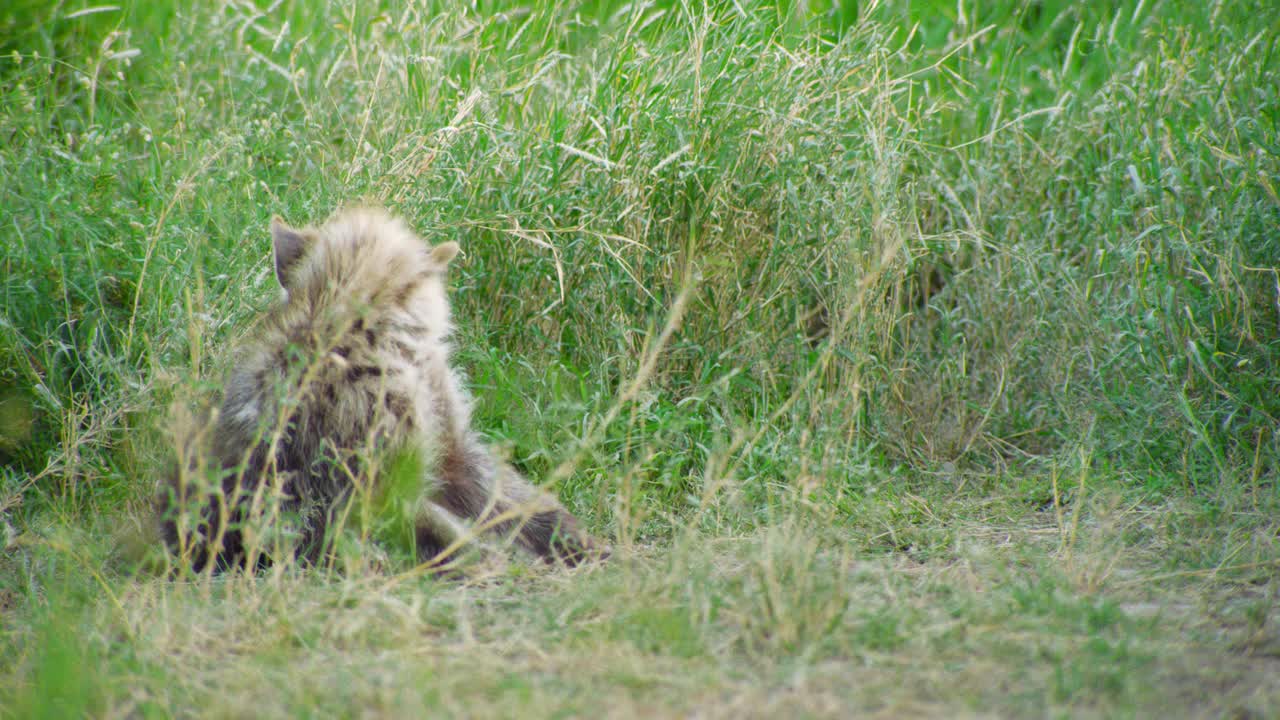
[2,0,1279,716]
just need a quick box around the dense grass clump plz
[1,1,1278,717]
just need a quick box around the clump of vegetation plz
[1,1,1277,717]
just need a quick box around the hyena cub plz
[160,208,602,572]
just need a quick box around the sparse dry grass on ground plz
[14,493,1280,718]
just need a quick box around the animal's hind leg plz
[434,437,604,565]
[413,499,480,571]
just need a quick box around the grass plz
[2,0,1279,716]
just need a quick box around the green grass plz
[2,0,1279,716]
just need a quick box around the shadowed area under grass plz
[1,0,1278,717]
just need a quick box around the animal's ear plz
[271,216,313,289]
[429,241,460,268]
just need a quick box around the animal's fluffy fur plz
[160,208,601,571]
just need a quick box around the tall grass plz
[1,0,1278,716]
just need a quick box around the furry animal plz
[160,208,601,572]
